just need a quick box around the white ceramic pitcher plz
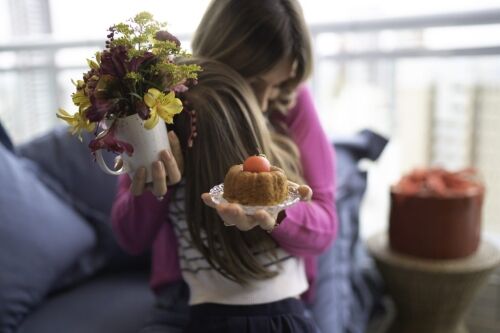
[94,114,170,183]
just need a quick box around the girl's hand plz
[201,183,312,232]
[115,131,184,198]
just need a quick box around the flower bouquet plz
[57,12,200,181]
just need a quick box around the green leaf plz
[129,92,143,100]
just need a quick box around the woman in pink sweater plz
[111,0,337,331]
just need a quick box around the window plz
[1,0,499,237]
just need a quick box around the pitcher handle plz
[95,150,127,176]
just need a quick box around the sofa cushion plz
[17,127,147,271]
[0,144,96,333]
[308,130,387,333]
[17,127,117,223]
[17,272,154,333]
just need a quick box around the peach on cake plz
[223,156,288,206]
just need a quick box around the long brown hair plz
[173,58,302,283]
[192,0,312,178]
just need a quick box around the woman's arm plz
[110,175,169,255]
[271,86,338,256]
[111,131,183,255]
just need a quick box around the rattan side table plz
[366,232,500,333]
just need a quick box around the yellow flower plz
[143,88,183,129]
[87,58,99,70]
[56,108,96,140]
[72,79,85,89]
[71,89,91,112]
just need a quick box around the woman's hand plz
[115,131,184,198]
[200,197,277,231]
[201,183,312,232]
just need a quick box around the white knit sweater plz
[168,184,308,305]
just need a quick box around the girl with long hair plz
[113,58,321,332]
[112,0,337,331]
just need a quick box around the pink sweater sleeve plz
[110,174,169,255]
[271,86,338,256]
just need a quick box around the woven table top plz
[366,232,500,274]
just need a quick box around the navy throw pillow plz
[18,127,148,271]
[0,144,96,333]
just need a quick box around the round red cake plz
[389,168,484,260]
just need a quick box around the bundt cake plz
[223,156,288,206]
[389,168,484,259]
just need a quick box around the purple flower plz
[129,52,156,72]
[135,100,150,120]
[185,78,198,88]
[172,83,189,93]
[100,46,157,79]
[99,46,128,78]
[85,96,115,122]
[89,124,134,156]
[155,30,181,47]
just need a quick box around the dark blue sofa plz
[0,123,387,333]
